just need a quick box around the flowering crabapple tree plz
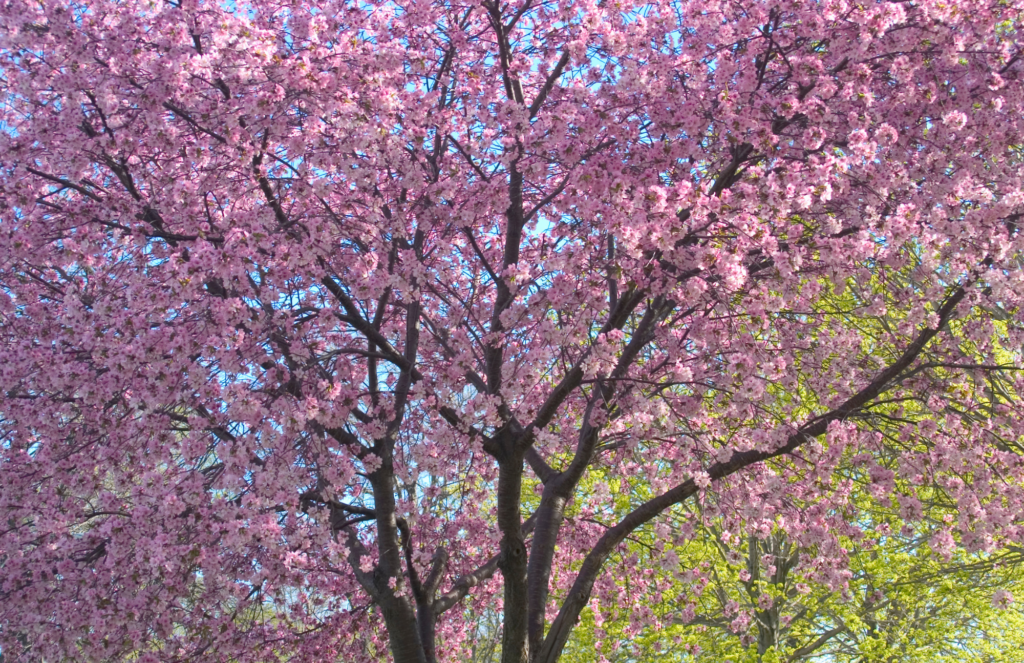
[2,0,1024,661]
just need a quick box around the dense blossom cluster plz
[1,0,1023,662]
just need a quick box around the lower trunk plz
[497,459,530,663]
[417,601,438,663]
[371,455,428,663]
[526,490,568,656]
[382,595,429,663]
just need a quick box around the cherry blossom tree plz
[2,0,1024,662]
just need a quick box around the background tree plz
[555,488,1024,663]
[2,1,1024,662]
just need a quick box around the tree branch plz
[535,283,969,663]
